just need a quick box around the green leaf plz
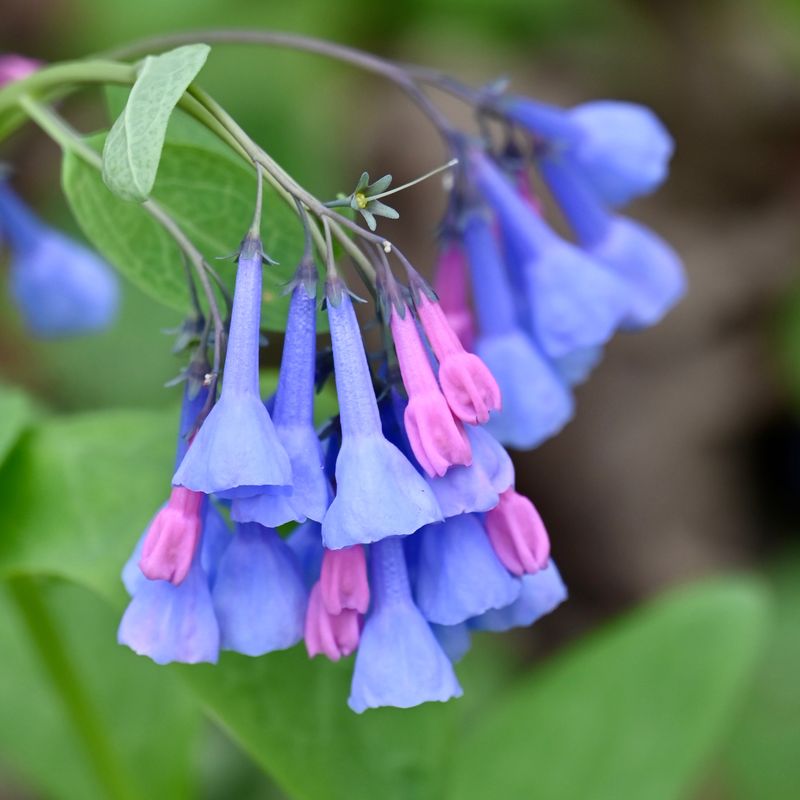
[0,383,36,466]
[723,550,800,800]
[0,577,201,800]
[447,579,768,800]
[63,137,306,331]
[102,44,210,202]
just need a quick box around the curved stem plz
[7,577,139,800]
[102,30,459,140]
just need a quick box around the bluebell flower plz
[233,277,330,527]
[0,181,118,337]
[501,97,674,206]
[413,514,521,625]
[349,537,462,712]
[553,346,604,387]
[117,552,220,665]
[462,210,573,449]
[321,281,442,549]
[431,622,472,663]
[287,519,325,588]
[211,522,307,656]
[538,155,685,330]
[173,232,292,499]
[469,153,631,360]
[470,560,567,632]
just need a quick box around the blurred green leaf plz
[63,137,305,331]
[102,44,210,202]
[723,550,800,800]
[0,577,201,800]
[0,383,35,464]
[448,579,769,800]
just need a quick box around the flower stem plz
[6,577,139,800]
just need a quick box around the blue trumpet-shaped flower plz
[117,552,220,665]
[462,211,573,449]
[211,522,307,656]
[349,537,462,712]
[502,98,674,206]
[0,181,118,337]
[431,622,472,663]
[538,155,685,331]
[173,233,292,499]
[413,514,520,625]
[470,560,567,632]
[322,283,441,549]
[287,519,325,588]
[469,154,630,359]
[233,277,330,527]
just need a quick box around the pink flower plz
[0,55,41,88]
[416,294,501,425]
[139,486,204,585]
[390,306,472,477]
[320,545,370,615]
[433,244,475,350]
[305,582,361,661]
[485,488,550,576]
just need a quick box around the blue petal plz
[431,623,472,663]
[173,393,292,498]
[322,434,442,549]
[587,217,686,330]
[477,331,574,449]
[117,558,220,665]
[121,527,149,596]
[470,560,567,632]
[553,345,604,387]
[467,425,515,494]
[568,101,674,207]
[348,598,462,712]
[414,514,521,625]
[211,523,307,655]
[201,502,232,589]
[286,519,324,587]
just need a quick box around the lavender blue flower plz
[233,280,330,527]
[211,522,307,656]
[462,210,573,449]
[470,560,567,632]
[348,537,462,712]
[431,622,472,663]
[322,284,441,549]
[117,554,220,665]
[413,514,521,625]
[502,97,673,206]
[0,181,118,337]
[553,346,604,387]
[287,519,325,588]
[173,234,292,498]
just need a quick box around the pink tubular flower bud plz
[485,488,550,576]
[433,244,475,350]
[320,545,370,615]
[139,486,204,585]
[305,582,361,661]
[390,306,472,478]
[416,294,501,425]
[0,55,41,88]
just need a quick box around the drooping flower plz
[287,519,325,588]
[348,537,462,712]
[211,522,307,656]
[501,97,674,206]
[431,622,472,663]
[0,181,119,337]
[390,301,472,477]
[461,208,573,449]
[305,582,361,661]
[469,151,631,360]
[538,155,686,330]
[321,281,442,549]
[485,488,550,576]
[413,514,521,625]
[232,267,329,526]
[173,232,292,498]
[415,290,501,425]
[432,242,475,350]
[471,560,567,632]
[117,553,220,665]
